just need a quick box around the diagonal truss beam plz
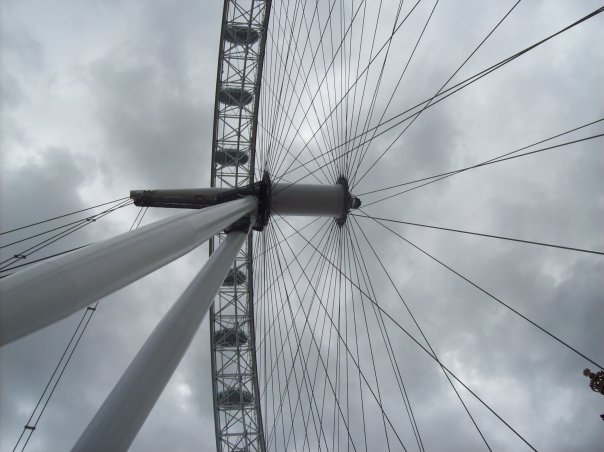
[0,197,257,346]
[72,230,249,451]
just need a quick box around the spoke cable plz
[13,206,148,451]
[0,197,130,236]
[358,117,604,196]
[352,0,524,187]
[345,223,421,450]
[260,221,339,449]
[281,214,538,450]
[276,6,604,187]
[352,213,604,256]
[0,200,133,270]
[365,212,604,370]
[269,224,341,450]
[350,218,491,450]
[361,132,604,207]
[279,216,414,451]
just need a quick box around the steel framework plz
[2,3,602,451]
[0,198,259,451]
[209,1,271,451]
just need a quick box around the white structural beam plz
[72,230,248,452]
[0,197,257,346]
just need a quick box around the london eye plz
[1,1,603,451]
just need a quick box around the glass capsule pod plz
[214,148,249,166]
[217,388,254,408]
[224,23,260,45]
[213,328,249,347]
[222,268,246,286]
[218,86,253,106]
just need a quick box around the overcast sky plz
[1,0,603,451]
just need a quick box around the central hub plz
[255,173,360,229]
[335,176,361,227]
[130,173,361,231]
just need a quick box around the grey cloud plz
[1,26,45,73]
[2,0,604,451]
[87,44,213,190]
[1,72,27,110]
[0,148,90,233]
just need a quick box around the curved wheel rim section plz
[209,1,271,452]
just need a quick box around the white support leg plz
[0,197,257,346]
[71,230,248,452]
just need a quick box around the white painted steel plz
[133,187,227,197]
[0,197,257,346]
[270,183,346,217]
[132,183,351,218]
[72,231,248,452]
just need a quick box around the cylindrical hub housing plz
[270,183,347,217]
[130,179,361,229]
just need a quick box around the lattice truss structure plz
[209,1,270,451]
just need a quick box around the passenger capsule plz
[214,328,249,347]
[217,388,254,408]
[214,148,249,166]
[222,268,246,286]
[225,23,260,45]
[218,86,253,106]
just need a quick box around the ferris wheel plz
[2,1,604,451]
